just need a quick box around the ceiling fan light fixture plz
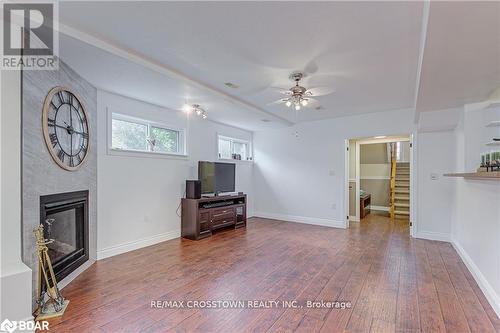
[301,99,308,106]
[196,109,202,116]
[182,103,192,113]
[285,100,292,107]
[295,104,301,111]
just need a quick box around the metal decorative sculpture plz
[34,223,69,320]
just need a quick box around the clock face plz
[42,87,90,171]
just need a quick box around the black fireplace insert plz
[39,190,89,283]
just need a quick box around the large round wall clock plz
[42,86,90,171]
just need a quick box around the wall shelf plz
[486,120,500,127]
[484,101,500,110]
[444,172,500,180]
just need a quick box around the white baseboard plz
[349,215,360,222]
[451,238,500,318]
[415,231,451,242]
[253,211,345,229]
[370,205,390,212]
[97,229,180,260]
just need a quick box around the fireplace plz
[39,190,89,283]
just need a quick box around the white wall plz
[451,105,500,317]
[0,70,33,322]
[97,91,254,259]
[253,108,416,228]
[416,130,456,241]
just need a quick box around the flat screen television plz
[198,161,235,194]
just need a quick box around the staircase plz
[391,162,410,219]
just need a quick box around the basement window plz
[218,135,252,161]
[110,113,186,156]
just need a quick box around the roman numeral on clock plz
[57,149,65,162]
[49,133,58,147]
[58,91,65,104]
[48,118,55,126]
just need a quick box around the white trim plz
[107,148,189,160]
[360,176,391,180]
[451,238,500,318]
[253,212,345,229]
[410,133,416,237]
[349,216,360,222]
[355,141,361,222]
[415,231,451,242]
[218,158,253,164]
[413,0,431,124]
[344,139,350,228]
[356,136,410,145]
[370,205,390,212]
[97,230,180,260]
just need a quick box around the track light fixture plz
[182,103,207,119]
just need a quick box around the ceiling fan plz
[269,72,335,111]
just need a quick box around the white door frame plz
[344,134,415,236]
[344,140,350,228]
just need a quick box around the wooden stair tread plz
[394,210,410,215]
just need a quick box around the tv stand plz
[181,194,246,240]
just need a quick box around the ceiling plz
[416,1,500,112]
[57,1,499,131]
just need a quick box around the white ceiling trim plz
[56,22,294,127]
[413,0,431,124]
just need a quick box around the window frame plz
[108,112,187,158]
[217,134,253,162]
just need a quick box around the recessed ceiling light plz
[224,82,239,89]
[261,119,271,123]
[374,136,387,139]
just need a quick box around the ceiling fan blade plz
[269,86,292,95]
[267,98,288,105]
[305,86,336,97]
[303,97,320,107]
[303,60,319,75]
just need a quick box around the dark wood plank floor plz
[45,215,500,332]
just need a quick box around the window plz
[111,113,186,156]
[217,135,252,161]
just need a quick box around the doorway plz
[345,135,413,234]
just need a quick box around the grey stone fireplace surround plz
[22,58,97,309]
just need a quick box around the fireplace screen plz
[40,191,89,283]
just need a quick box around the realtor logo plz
[0,319,49,332]
[1,1,58,70]
[0,319,16,333]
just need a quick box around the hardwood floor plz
[44,215,500,332]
